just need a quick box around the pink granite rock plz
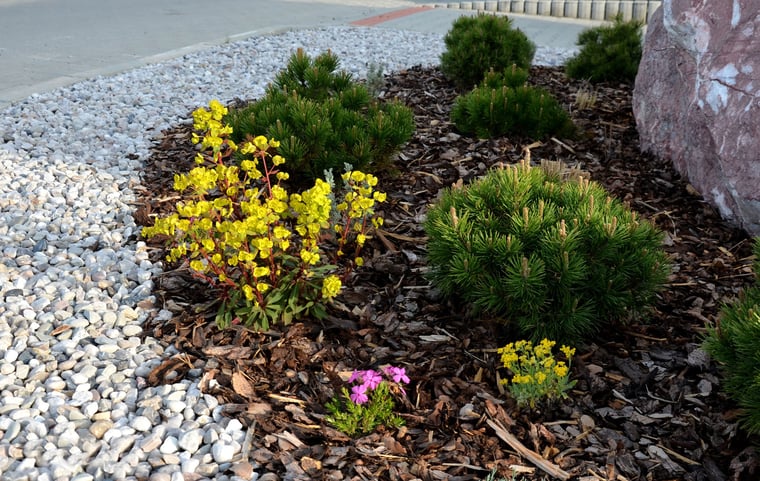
[632,1,760,236]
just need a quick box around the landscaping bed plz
[135,64,759,481]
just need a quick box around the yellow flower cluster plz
[142,100,385,330]
[497,338,576,408]
[321,275,342,300]
[291,179,332,242]
[334,170,387,264]
[191,99,235,154]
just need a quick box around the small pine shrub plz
[226,49,414,182]
[481,64,530,90]
[269,47,353,101]
[565,15,644,84]
[424,158,670,342]
[450,66,575,140]
[704,238,760,434]
[440,13,536,91]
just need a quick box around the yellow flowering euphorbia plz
[142,100,386,330]
[333,170,386,266]
[497,339,576,408]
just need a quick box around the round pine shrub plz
[226,49,414,182]
[424,159,670,342]
[450,70,575,140]
[565,15,644,84]
[704,238,760,434]
[440,13,536,91]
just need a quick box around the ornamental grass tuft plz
[424,157,670,342]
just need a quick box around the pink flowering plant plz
[326,366,410,436]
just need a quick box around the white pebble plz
[212,442,236,463]
[131,416,152,432]
[160,436,179,454]
[178,429,203,454]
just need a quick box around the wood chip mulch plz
[133,65,760,481]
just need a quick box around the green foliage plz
[424,159,671,342]
[704,238,760,434]
[484,468,522,481]
[440,13,536,91]
[325,368,408,437]
[498,339,576,408]
[326,384,404,437]
[450,67,575,139]
[225,49,414,183]
[269,47,351,101]
[142,101,386,331]
[481,65,530,90]
[565,15,644,84]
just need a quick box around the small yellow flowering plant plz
[333,170,386,268]
[497,339,576,409]
[142,100,386,330]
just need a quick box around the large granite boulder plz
[632,1,760,236]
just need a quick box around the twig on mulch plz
[488,418,571,480]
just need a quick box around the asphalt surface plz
[0,0,601,110]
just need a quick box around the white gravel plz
[0,26,575,481]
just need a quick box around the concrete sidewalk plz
[359,7,603,44]
[0,0,603,110]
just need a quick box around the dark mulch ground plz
[133,65,760,481]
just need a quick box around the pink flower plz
[364,370,383,390]
[348,370,363,384]
[384,366,410,385]
[350,384,369,405]
[349,369,383,391]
